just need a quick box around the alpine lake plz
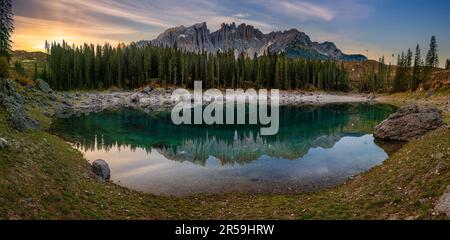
[50,102,401,196]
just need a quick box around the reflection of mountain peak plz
[52,103,396,166]
[158,131,348,165]
[311,134,343,149]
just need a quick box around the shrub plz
[16,76,33,86]
[0,57,9,78]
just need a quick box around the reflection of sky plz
[53,103,395,195]
[81,134,387,196]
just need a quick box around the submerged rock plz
[374,104,445,141]
[91,159,111,182]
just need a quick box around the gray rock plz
[367,93,376,101]
[7,103,39,131]
[62,99,72,106]
[433,152,445,160]
[35,79,52,94]
[48,94,57,101]
[374,104,445,141]
[130,93,140,104]
[142,86,154,94]
[435,186,450,217]
[54,105,75,118]
[91,159,111,181]
[0,78,17,95]
[0,138,8,149]
[0,79,39,132]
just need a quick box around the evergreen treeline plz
[44,41,350,91]
[388,36,440,92]
[393,48,414,92]
[356,35,442,93]
[357,56,393,93]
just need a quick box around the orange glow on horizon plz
[12,15,131,52]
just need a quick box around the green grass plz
[378,89,450,124]
[0,90,449,219]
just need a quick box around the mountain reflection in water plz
[51,103,398,196]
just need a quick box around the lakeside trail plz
[0,82,449,219]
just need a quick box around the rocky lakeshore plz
[56,87,370,117]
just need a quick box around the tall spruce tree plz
[0,0,14,60]
[412,44,422,90]
[406,48,413,67]
[446,59,450,69]
[426,36,439,68]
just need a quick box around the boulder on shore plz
[35,79,52,94]
[374,104,445,141]
[0,79,39,132]
[91,159,111,182]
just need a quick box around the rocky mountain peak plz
[220,22,236,30]
[138,22,367,61]
[193,22,208,30]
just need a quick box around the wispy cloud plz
[11,0,382,58]
[232,13,251,19]
[57,0,173,28]
[276,0,336,21]
[10,0,450,64]
[12,0,377,51]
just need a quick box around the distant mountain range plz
[137,22,367,62]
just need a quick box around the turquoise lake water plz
[51,103,398,196]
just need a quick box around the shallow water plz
[51,103,398,196]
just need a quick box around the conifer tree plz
[412,44,423,90]
[426,36,439,67]
[0,0,14,60]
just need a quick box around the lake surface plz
[51,103,398,196]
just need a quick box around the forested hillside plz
[43,41,349,91]
[7,36,444,93]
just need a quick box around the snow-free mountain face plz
[138,22,367,62]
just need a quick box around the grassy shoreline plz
[0,89,449,220]
[377,89,450,123]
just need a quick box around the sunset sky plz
[12,0,450,65]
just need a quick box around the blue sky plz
[12,0,450,66]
